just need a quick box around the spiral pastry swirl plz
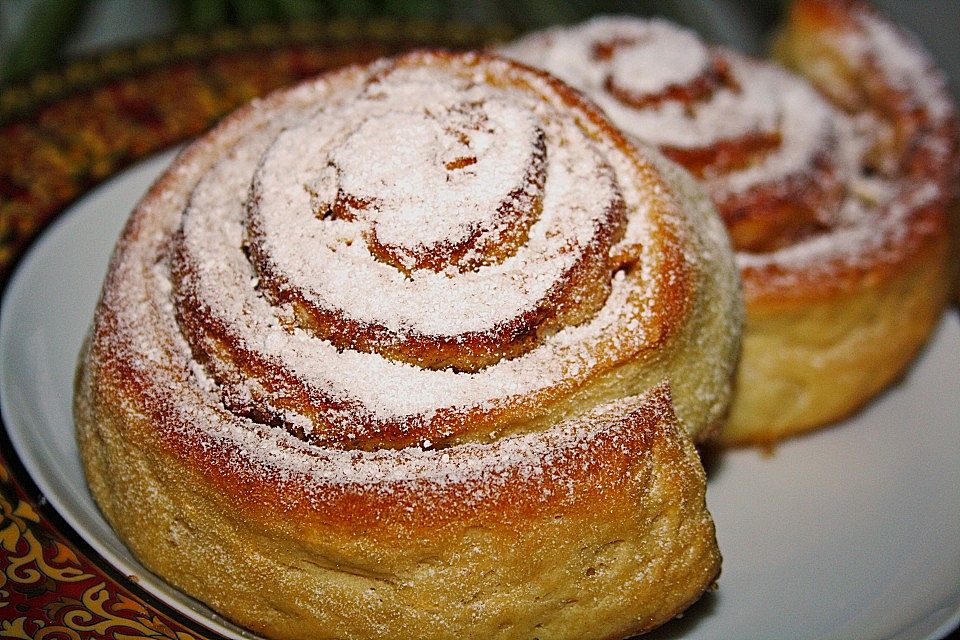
[162,51,741,451]
[76,52,740,639]
[502,3,959,444]
[501,17,861,255]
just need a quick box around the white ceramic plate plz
[2,150,959,640]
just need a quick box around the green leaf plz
[177,0,230,31]
[230,0,280,26]
[1,0,91,83]
[273,0,325,20]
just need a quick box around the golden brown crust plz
[764,0,959,298]
[725,227,953,444]
[78,367,721,639]
[151,51,741,451]
[76,51,738,638]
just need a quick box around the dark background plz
[1,0,958,101]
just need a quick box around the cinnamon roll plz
[75,52,740,639]
[501,2,959,445]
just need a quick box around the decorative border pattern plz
[0,20,506,637]
[0,459,203,638]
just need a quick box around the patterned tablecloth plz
[0,20,507,638]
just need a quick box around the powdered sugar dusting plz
[90,52,739,460]
[736,178,939,279]
[502,19,858,223]
[602,56,779,151]
[248,89,619,337]
[331,97,535,255]
[841,10,954,121]
[501,14,957,298]
[607,22,709,96]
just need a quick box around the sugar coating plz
[841,10,954,121]
[499,14,957,294]
[606,22,709,96]
[245,73,618,337]
[90,52,740,466]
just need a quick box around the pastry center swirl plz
[504,18,862,254]
[323,101,547,273]
[181,60,631,378]
[165,53,697,449]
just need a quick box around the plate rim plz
[0,149,239,640]
[2,150,960,640]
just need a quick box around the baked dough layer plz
[76,52,738,638]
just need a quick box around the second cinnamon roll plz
[501,1,959,445]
